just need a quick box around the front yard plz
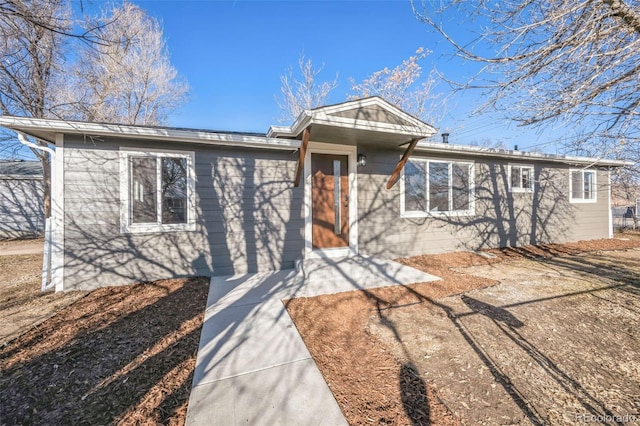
[0,244,208,425]
[2,236,640,425]
[287,237,640,425]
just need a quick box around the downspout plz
[17,132,56,291]
[608,167,613,238]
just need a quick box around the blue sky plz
[132,0,556,150]
[5,0,561,160]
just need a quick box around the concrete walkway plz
[0,239,43,256]
[185,255,440,426]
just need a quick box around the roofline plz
[313,96,436,131]
[414,140,630,167]
[0,116,300,151]
[267,112,312,138]
[267,96,437,138]
[0,116,629,167]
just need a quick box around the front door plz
[311,153,349,249]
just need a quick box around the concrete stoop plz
[293,254,441,297]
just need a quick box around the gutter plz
[0,116,300,151]
[413,141,630,168]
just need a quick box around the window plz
[509,164,534,192]
[569,169,597,203]
[401,159,474,216]
[120,149,196,233]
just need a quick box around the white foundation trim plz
[608,168,613,238]
[52,133,65,292]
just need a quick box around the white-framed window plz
[401,158,474,217]
[119,149,196,233]
[508,164,534,192]
[569,169,597,203]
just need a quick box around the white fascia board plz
[270,97,437,138]
[413,141,629,167]
[309,115,436,138]
[0,116,300,151]
[267,111,313,138]
[356,97,437,133]
[267,125,294,138]
[311,96,436,133]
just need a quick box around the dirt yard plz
[0,249,85,344]
[3,236,640,425]
[0,247,209,425]
[287,238,640,425]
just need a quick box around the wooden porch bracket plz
[294,127,310,187]
[386,138,419,189]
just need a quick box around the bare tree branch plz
[53,2,188,125]
[349,48,444,125]
[413,0,640,143]
[276,54,338,123]
[0,1,189,216]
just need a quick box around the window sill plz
[401,210,475,219]
[120,222,196,234]
[569,198,597,204]
[509,188,534,193]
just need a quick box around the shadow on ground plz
[0,276,209,425]
[288,242,640,425]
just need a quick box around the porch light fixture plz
[357,153,367,167]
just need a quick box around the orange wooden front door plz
[311,153,349,249]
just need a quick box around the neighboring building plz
[0,97,626,291]
[0,160,44,239]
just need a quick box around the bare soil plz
[0,253,85,344]
[3,235,639,425]
[0,237,44,256]
[287,237,640,425]
[0,277,209,425]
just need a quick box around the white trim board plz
[52,133,65,292]
[0,116,299,151]
[268,96,436,139]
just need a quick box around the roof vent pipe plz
[441,133,449,144]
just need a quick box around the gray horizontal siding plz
[61,135,303,290]
[60,133,612,291]
[0,177,44,238]
[356,144,610,259]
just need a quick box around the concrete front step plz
[293,254,440,297]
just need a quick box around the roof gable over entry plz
[267,96,437,145]
[327,103,414,126]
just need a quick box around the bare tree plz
[58,2,188,125]
[277,54,338,123]
[0,1,189,216]
[0,0,110,44]
[349,48,443,124]
[0,0,72,215]
[413,1,640,148]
